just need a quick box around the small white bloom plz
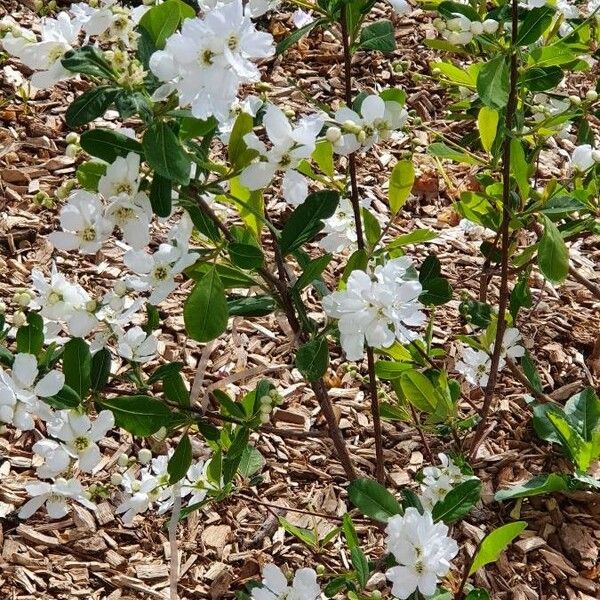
[251,564,322,600]
[292,9,314,28]
[116,470,160,524]
[47,410,115,472]
[32,438,71,479]
[570,144,600,172]
[419,453,471,510]
[48,190,113,254]
[323,258,425,360]
[19,477,95,520]
[117,326,158,363]
[385,508,458,599]
[0,353,62,430]
[387,0,412,15]
[455,345,491,387]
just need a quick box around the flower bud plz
[470,21,483,36]
[432,18,446,31]
[13,311,27,328]
[482,19,499,34]
[585,90,598,102]
[371,592,383,600]
[117,453,130,467]
[259,413,270,424]
[65,144,80,158]
[260,404,272,415]
[138,448,152,464]
[85,299,98,313]
[326,126,342,143]
[110,473,123,486]
[14,292,31,307]
[446,17,464,32]
[591,150,600,163]
[56,185,70,200]
[113,280,128,296]
[255,81,271,92]
[65,132,80,144]
[357,130,367,143]
[315,564,326,575]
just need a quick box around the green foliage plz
[139,0,195,49]
[100,395,175,437]
[168,434,193,484]
[62,46,116,79]
[62,338,92,399]
[347,478,403,522]
[469,522,527,575]
[16,313,44,355]
[432,479,481,523]
[296,337,329,382]
[65,86,119,128]
[388,160,414,214]
[80,129,143,163]
[358,20,395,52]
[538,215,569,284]
[477,56,509,109]
[143,122,191,185]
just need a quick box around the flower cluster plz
[251,564,322,600]
[323,257,426,360]
[455,327,525,387]
[149,0,274,121]
[385,507,458,599]
[434,14,499,47]
[419,453,473,510]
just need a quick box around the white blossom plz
[251,564,322,600]
[0,353,61,430]
[385,508,458,599]
[419,453,472,511]
[455,345,491,387]
[32,438,72,479]
[19,477,95,520]
[47,410,115,473]
[323,258,425,360]
[117,326,158,363]
[570,144,600,172]
[292,9,314,28]
[48,190,113,255]
[240,104,323,205]
[116,469,160,524]
[149,0,274,121]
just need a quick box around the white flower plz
[16,12,80,88]
[419,453,471,511]
[124,215,196,304]
[323,258,425,360]
[319,198,359,252]
[30,264,90,323]
[19,477,95,520]
[0,353,62,430]
[48,190,113,254]
[387,0,412,15]
[182,460,213,506]
[570,144,600,172]
[385,508,458,599]
[455,345,491,387]
[332,94,408,155]
[70,2,114,39]
[32,439,72,479]
[240,104,324,205]
[47,410,115,473]
[149,0,274,121]
[117,326,158,363]
[116,470,160,524]
[0,17,37,56]
[292,9,314,28]
[496,327,525,369]
[219,94,263,142]
[251,564,322,600]
[105,192,153,249]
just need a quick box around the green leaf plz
[469,521,527,575]
[351,547,369,589]
[420,277,452,306]
[294,253,332,291]
[296,337,329,382]
[428,142,483,166]
[547,410,592,471]
[168,434,192,484]
[90,347,111,392]
[185,204,221,242]
[510,138,530,200]
[65,86,119,129]
[348,478,403,522]
[228,113,258,169]
[139,0,195,49]
[80,129,143,163]
[228,242,264,270]
[386,229,437,249]
[477,55,509,109]
[150,174,172,218]
[465,590,490,600]
[564,388,600,441]
[213,390,246,420]
[45,384,80,410]
[238,444,265,478]
[362,208,381,248]
[147,362,184,385]
[538,215,569,284]
[359,20,395,52]
[76,161,106,191]
[143,122,191,186]
[313,140,334,177]
[276,18,324,55]
[517,6,555,46]
[477,107,499,153]
[164,373,189,407]
[521,351,543,394]
[529,44,576,68]
[521,66,563,92]
[100,395,174,437]
[279,517,318,548]
[494,473,570,501]
[223,426,250,483]
[279,190,339,255]
[114,90,152,121]
[459,299,492,328]
[228,177,263,239]
[61,46,116,79]
[62,338,92,399]
[388,160,414,214]
[184,267,229,342]
[432,479,481,523]
[227,295,276,317]
[400,370,439,414]
[16,313,44,355]
[509,271,532,320]
[342,514,359,551]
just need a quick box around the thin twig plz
[168,482,181,600]
[470,0,519,460]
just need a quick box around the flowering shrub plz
[1,0,599,598]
